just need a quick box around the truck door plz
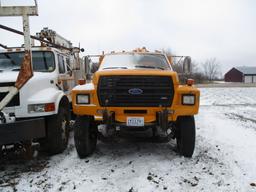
[57,54,72,96]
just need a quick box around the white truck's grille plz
[0,82,20,107]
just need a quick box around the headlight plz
[28,103,55,113]
[182,94,195,105]
[77,94,90,104]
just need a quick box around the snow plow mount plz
[102,109,170,131]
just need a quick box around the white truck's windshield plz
[0,51,55,72]
[100,53,171,70]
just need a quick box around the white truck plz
[0,2,85,155]
[0,28,85,155]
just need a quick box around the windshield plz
[100,53,171,70]
[0,51,55,72]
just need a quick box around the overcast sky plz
[0,0,255,73]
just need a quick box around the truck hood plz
[0,71,18,83]
[0,71,55,85]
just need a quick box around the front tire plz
[43,106,70,155]
[176,116,195,158]
[74,116,97,158]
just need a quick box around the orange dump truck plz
[72,48,200,158]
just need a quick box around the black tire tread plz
[74,116,97,158]
[176,116,195,158]
[44,106,70,155]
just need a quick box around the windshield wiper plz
[103,67,128,69]
[135,65,165,70]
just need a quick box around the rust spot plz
[15,50,33,89]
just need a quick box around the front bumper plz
[101,109,169,130]
[0,118,46,145]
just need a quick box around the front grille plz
[0,82,15,87]
[0,82,20,107]
[98,76,174,107]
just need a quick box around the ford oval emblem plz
[128,88,143,95]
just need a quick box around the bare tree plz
[202,58,221,81]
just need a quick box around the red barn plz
[224,67,256,83]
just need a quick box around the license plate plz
[127,117,144,126]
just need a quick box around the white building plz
[235,67,256,83]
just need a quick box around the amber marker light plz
[78,79,86,85]
[45,103,55,112]
[186,79,195,86]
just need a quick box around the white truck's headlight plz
[28,104,45,113]
[28,103,55,113]
[182,95,195,105]
[77,94,90,104]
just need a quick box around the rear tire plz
[43,105,70,155]
[74,116,97,158]
[176,116,195,158]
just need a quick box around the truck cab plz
[72,48,200,158]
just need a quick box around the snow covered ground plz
[1,87,256,192]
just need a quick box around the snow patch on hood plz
[0,71,18,83]
[0,71,56,85]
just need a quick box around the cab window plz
[58,55,65,73]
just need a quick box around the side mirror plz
[84,56,91,74]
[183,56,191,74]
[67,70,72,76]
[90,62,99,74]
